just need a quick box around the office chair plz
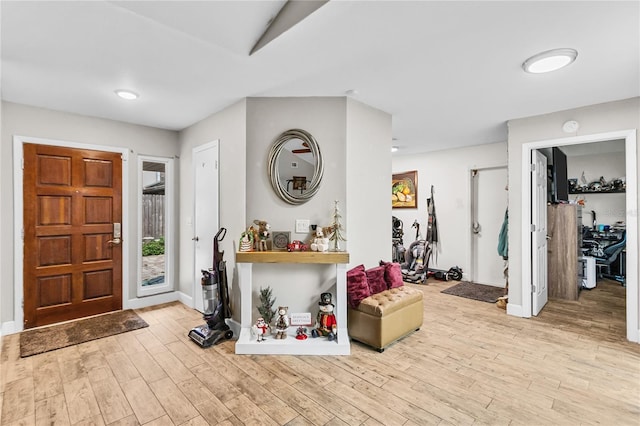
[594,231,626,285]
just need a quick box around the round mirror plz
[268,128,324,205]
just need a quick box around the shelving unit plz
[235,251,350,355]
[569,189,625,194]
[547,204,582,301]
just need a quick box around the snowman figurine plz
[311,292,337,341]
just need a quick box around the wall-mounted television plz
[552,146,569,202]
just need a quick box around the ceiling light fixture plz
[391,146,399,153]
[522,48,577,74]
[345,89,359,96]
[115,89,139,100]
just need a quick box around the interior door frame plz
[468,163,507,285]
[13,135,129,333]
[520,129,638,342]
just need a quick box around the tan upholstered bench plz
[347,285,423,352]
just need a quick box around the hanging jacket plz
[497,208,508,260]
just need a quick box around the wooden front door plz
[23,143,123,329]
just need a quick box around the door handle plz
[192,236,199,242]
[107,238,122,245]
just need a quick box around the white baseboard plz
[1,321,18,336]
[178,291,193,308]
[506,303,525,317]
[227,318,241,338]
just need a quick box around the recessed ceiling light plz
[522,48,578,74]
[115,89,139,100]
[391,146,399,153]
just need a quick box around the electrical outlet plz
[295,219,310,233]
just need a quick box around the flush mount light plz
[522,48,578,74]
[115,89,139,100]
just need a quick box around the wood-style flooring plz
[1,278,638,425]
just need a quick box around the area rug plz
[441,281,506,303]
[20,309,148,358]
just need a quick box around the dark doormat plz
[441,281,506,303]
[20,309,148,357]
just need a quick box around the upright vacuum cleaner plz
[188,227,233,348]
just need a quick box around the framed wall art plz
[392,170,418,208]
[271,231,291,251]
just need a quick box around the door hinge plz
[532,284,537,293]
[530,224,536,232]
[215,160,218,170]
[21,158,24,170]
[21,228,24,240]
[530,163,536,172]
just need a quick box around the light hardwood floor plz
[1,279,639,425]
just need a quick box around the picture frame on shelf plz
[271,231,291,251]
[392,170,418,208]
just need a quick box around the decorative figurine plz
[296,326,308,340]
[252,317,270,342]
[312,292,337,341]
[329,200,346,251]
[239,228,254,252]
[287,240,308,252]
[251,220,270,251]
[310,227,329,252]
[274,306,290,339]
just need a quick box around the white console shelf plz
[235,251,350,355]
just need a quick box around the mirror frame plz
[268,128,324,205]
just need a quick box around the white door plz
[532,150,548,315]
[471,167,508,286]
[193,141,219,313]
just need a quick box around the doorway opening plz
[521,129,638,342]
[469,165,508,287]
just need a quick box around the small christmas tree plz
[257,286,276,325]
[329,200,346,251]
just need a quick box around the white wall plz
[245,97,348,318]
[1,101,179,327]
[392,141,507,276]
[346,98,392,267]
[567,150,626,227]
[177,99,247,322]
[507,97,639,329]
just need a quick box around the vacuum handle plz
[215,227,227,242]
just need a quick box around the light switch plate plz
[295,219,310,233]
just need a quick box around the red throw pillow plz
[380,261,404,289]
[366,266,387,295]
[346,264,370,308]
